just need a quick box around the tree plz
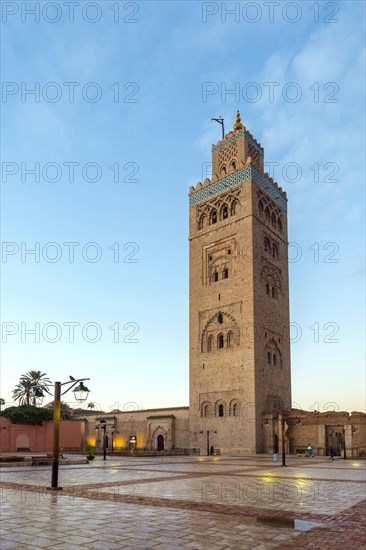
[0,398,5,411]
[87,402,96,410]
[0,405,53,425]
[60,401,72,420]
[12,371,52,405]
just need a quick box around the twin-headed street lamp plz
[95,419,117,459]
[30,376,90,490]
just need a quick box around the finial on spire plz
[233,110,244,131]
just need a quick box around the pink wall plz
[0,418,84,452]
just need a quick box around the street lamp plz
[98,419,107,460]
[31,376,90,490]
[264,415,301,467]
[199,429,217,456]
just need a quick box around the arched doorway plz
[16,434,30,451]
[156,434,165,451]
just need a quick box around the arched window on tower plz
[218,404,224,417]
[265,207,270,222]
[232,403,238,417]
[227,331,234,348]
[217,333,224,349]
[222,205,229,219]
[231,161,236,171]
[212,271,219,283]
[222,267,229,279]
[272,243,278,258]
[277,218,282,233]
[267,352,271,364]
[266,283,270,296]
[272,286,275,299]
[231,201,239,216]
[210,210,217,224]
[221,165,227,176]
[198,215,207,230]
[273,354,277,366]
[271,212,276,227]
[259,201,264,218]
[218,312,223,324]
[264,237,270,252]
[207,335,213,352]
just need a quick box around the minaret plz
[188,112,291,454]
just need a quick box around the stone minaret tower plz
[188,112,291,454]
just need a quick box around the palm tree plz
[0,397,5,411]
[87,402,96,410]
[12,379,34,405]
[12,371,52,405]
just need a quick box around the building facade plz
[188,112,291,454]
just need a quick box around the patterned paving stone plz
[1,456,365,549]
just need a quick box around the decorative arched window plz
[272,244,278,258]
[273,354,277,366]
[265,207,270,222]
[259,201,264,217]
[207,335,213,352]
[218,312,223,324]
[231,161,236,171]
[210,210,217,224]
[266,283,270,296]
[227,331,234,348]
[217,333,224,349]
[267,352,271,364]
[264,237,270,252]
[221,165,227,176]
[199,215,207,230]
[218,404,224,417]
[213,271,219,283]
[222,267,228,279]
[232,403,238,416]
[222,205,229,219]
[277,218,282,233]
[231,201,239,216]
[271,212,276,227]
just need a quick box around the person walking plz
[307,445,313,458]
[329,447,335,460]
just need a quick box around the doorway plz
[156,434,165,451]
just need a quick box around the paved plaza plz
[1,455,365,549]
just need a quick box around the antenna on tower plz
[211,116,225,140]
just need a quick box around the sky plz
[1,0,365,414]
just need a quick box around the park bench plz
[32,456,53,466]
[46,453,65,459]
[296,448,309,457]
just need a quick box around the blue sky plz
[1,1,365,414]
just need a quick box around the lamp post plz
[199,429,217,456]
[31,377,90,490]
[99,419,107,460]
[264,415,301,467]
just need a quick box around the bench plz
[296,448,309,457]
[46,453,65,459]
[32,456,53,466]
